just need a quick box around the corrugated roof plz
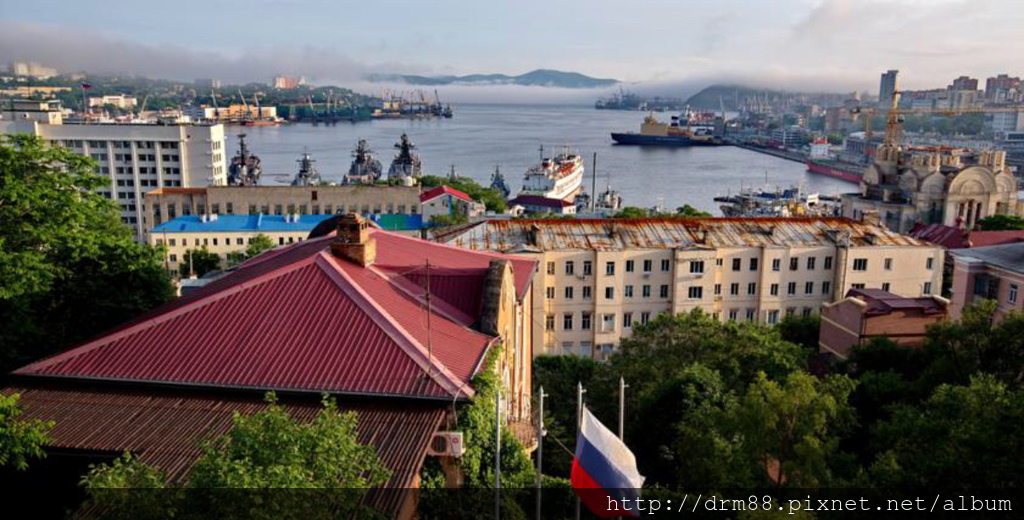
[419,185,472,203]
[145,187,207,196]
[152,214,335,233]
[950,242,1024,273]
[3,385,443,517]
[846,288,947,315]
[13,228,539,401]
[435,217,930,252]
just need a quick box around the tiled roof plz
[419,185,472,203]
[435,217,930,252]
[152,214,335,233]
[13,228,537,401]
[3,385,444,516]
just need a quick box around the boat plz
[387,134,423,185]
[291,150,322,186]
[611,112,724,147]
[227,133,262,186]
[489,166,510,199]
[714,184,840,218]
[344,139,383,185]
[805,158,864,184]
[518,148,585,201]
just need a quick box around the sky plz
[1,0,1022,101]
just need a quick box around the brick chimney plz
[331,214,376,267]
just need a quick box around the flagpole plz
[618,377,627,440]
[495,384,501,520]
[535,386,546,520]
[575,382,585,520]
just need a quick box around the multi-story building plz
[985,74,1021,102]
[143,185,423,236]
[9,61,58,79]
[1,100,228,238]
[949,242,1024,321]
[435,217,944,358]
[819,287,948,360]
[949,76,979,92]
[879,69,900,109]
[272,76,304,89]
[88,94,138,109]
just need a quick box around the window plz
[605,261,615,275]
[770,283,779,296]
[562,342,574,355]
[749,258,758,271]
[767,310,780,325]
[923,282,932,295]
[732,258,741,271]
[807,257,816,270]
[547,262,555,275]
[789,258,799,271]
[546,287,555,299]
[582,286,592,299]
[236,238,244,245]
[745,308,756,321]
[716,258,723,266]
[802,307,813,317]
[640,312,651,325]
[581,312,592,330]
[661,259,670,272]
[714,283,722,295]
[545,315,555,331]
[580,342,593,358]
[565,261,575,275]
[728,309,738,321]
[852,283,866,289]
[882,282,890,292]
[787,282,797,295]
[624,285,634,298]
[853,258,868,271]
[772,258,781,271]
[824,256,833,270]
[583,261,592,276]
[643,259,652,272]
[565,287,574,300]
[690,260,704,274]
[884,258,893,271]
[226,203,233,215]
[747,282,757,295]
[822,281,831,295]
[926,257,934,270]
[805,281,814,294]
[605,287,615,300]
[660,285,670,298]
[688,286,703,299]
[563,313,574,331]
[786,307,796,316]
[1010,284,1019,304]
[623,312,633,328]
[730,283,739,296]
[625,260,635,272]
[602,314,615,332]
[642,285,651,298]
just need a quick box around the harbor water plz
[234,104,855,215]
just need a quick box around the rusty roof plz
[4,385,444,517]
[144,187,207,196]
[434,217,930,252]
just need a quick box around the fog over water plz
[236,104,854,215]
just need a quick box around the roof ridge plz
[14,253,322,376]
[315,252,474,399]
[368,265,477,327]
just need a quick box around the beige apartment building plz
[143,185,422,235]
[436,217,944,358]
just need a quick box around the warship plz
[344,139,383,184]
[291,150,322,186]
[227,133,262,186]
[387,134,423,185]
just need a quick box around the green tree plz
[776,313,821,359]
[675,204,712,217]
[429,213,469,228]
[612,206,649,218]
[244,233,275,258]
[976,214,1024,231]
[0,393,53,470]
[419,175,506,213]
[730,372,857,488]
[921,300,1024,387]
[0,134,173,370]
[180,247,221,278]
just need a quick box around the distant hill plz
[366,69,619,89]
[685,84,849,111]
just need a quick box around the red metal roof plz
[419,185,472,203]
[13,228,537,401]
[4,385,443,516]
[909,223,1024,249]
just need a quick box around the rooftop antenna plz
[539,144,544,162]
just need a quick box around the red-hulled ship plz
[805,158,863,184]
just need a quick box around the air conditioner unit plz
[426,431,464,458]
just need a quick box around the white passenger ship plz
[519,149,585,201]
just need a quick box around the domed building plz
[842,143,1022,233]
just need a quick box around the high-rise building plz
[878,69,900,108]
[985,74,1022,102]
[272,76,305,89]
[1,100,227,239]
[949,76,979,91]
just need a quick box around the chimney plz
[861,210,881,227]
[528,223,541,247]
[331,214,376,267]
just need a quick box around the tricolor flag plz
[571,407,644,518]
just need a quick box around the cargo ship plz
[518,149,584,201]
[805,158,864,184]
[611,113,724,147]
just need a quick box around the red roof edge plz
[420,185,473,203]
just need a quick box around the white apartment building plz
[436,218,944,359]
[1,100,227,238]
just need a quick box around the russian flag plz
[571,407,645,518]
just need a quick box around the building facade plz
[949,243,1024,321]
[2,100,227,238]
[435,218,943,359]
[819,287,948,359]
[879,69,900,108]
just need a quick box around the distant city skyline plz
[1,0,1022,96]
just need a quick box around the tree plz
[976,214,1024,231]
[429,213,468,228]
[612,206,649,218]
[0,134,173,370]
[0,393,53,470]
[921,300,1024,387]
[419,175,506,213]
[180,247,221,278]
[244,233,275,258]
[675,204,711,217]
[776,313,821,359]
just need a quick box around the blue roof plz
[152,214,335,233]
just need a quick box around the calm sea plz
[233,104,854,215]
